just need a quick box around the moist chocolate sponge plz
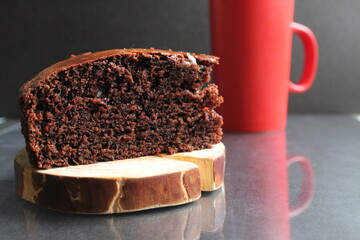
[19,49,223,168]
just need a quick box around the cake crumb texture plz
[19,49,223,168]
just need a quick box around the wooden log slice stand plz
[15,143,225,214]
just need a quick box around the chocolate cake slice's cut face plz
[20,50,223,168]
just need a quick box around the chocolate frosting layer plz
[20,48,219,95]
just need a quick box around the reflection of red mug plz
[234,132,314,239]
[210,0,318,132]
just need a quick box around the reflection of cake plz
[199,187,226,234]
[19,49,223,168]
[112,202,202,240]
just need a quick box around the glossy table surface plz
[1,115,359,240]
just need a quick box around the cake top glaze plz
[20,48,219,95]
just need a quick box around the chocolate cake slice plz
[19,49,223,168]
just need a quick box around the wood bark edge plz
[15,150,201,214]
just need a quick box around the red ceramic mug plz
[210,0,318,132]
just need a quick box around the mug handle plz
[287,155,315,217]
[289,22,319,94]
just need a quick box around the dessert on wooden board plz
[19,49,223,169]
[16,48,225,213]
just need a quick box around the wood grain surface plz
[14,143,225,214]
[158,142,226,191]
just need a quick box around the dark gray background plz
[0,0,358,117]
